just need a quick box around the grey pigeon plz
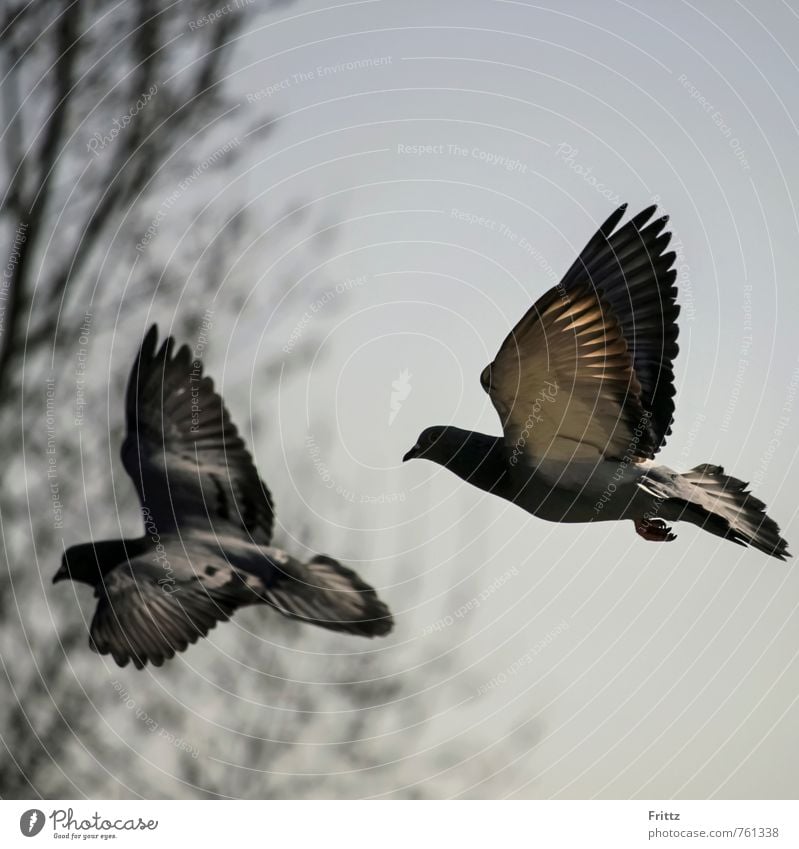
[404,204,790,560]
[54,325,393,668]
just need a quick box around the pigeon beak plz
[402,444,420,463]
[52,567,67,584]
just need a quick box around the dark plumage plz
[54,325,393,669]
[557,203,679,453]
[405,205,790,560]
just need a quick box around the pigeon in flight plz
[54,326,393,668]
[404,204,790,560]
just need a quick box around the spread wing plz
[482,205,678,465]
[121,325,275,544]
[89,558,249,669]
[90,547,393,667]
[555,204,679,449]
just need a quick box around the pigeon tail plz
[260,554,394,637]
[670,464,790,561]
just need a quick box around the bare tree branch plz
[0,3,78,399]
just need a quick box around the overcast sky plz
[85,0,799,798]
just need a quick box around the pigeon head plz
[53,541,130,586]
[403,425,497,468]
[402,425,454,464]
[403,426,511,493]
[53,544,100,586]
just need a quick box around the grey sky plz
[49,0,799,798]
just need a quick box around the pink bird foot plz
[634,517,676,542]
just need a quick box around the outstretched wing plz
[557,204,679,448]
[481,205,678,465]
[482,283,654,465]
[91,546,393,667]
[121,325,275,543]
[89,559,249,669]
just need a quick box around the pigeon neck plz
[443,432,511,496]
[97,537,149,567]
[68,538,149,585]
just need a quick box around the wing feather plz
[90,563,247,669]
[482,205,678,464]
[121,325,275,544]
[558,205,679,447]
[483,285,653,464]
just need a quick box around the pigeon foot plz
[634,517,676,542]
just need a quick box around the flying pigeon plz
[404,204,790,560]
[54,325,393,668]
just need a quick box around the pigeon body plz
[54,326,393,668]
[405,205,790,560]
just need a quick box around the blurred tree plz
[0,0,295,797]
[0,0,534,800]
